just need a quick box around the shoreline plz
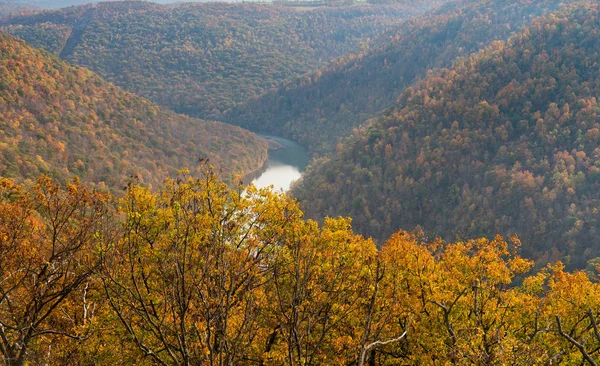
[241,135,285,184]
[242,134,309,189]
[243,157,269,184]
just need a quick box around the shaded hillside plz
[294,2,600,268]
[0,32,267,188]
[0,1,437,119]
[226,0,579,153]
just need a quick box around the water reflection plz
[251,135,308,192]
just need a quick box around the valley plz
[0,1,438,119]
[3,0,600,364]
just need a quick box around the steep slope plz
[294,2,600,267]
[0,32,267,188]
[0,1,437,119]
[226,0,579,153]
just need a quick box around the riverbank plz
[242,135,284,183]
[243,135,309,191]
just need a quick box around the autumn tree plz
[99,168,305,365]
[263,217,377,365]
[0,176,112,366]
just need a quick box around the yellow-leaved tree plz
[98,168,306,365]
[3,170,600,364]
[0,177,112,366]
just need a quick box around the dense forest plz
[295,2,600,268]
[4,170,600,364]
[0,32,267,189]
[226,0,580,154]
[6,0,600,363]
[0,1,439,119]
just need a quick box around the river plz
[250,135,309,192]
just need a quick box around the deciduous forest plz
[1,0,600,364]
[3,169,600,365]
[0,1,440,119]
[295,3,600,268]
[0,32,267,189]
[226,0,579,153]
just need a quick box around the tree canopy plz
[2,170,600,364]
[0,31,267,189]
[294,2,600,268]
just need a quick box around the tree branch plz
[556,314,597,366]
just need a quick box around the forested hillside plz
[227,0,579,153]
[0,1,31,15]
[0,32,267,189]
[3,170,600,364]
[0,1,437,119]
[7,0,600,364]
[295,2,600,268]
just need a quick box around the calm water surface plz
[251,135,309,192]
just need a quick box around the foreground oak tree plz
[0,177,111,366]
